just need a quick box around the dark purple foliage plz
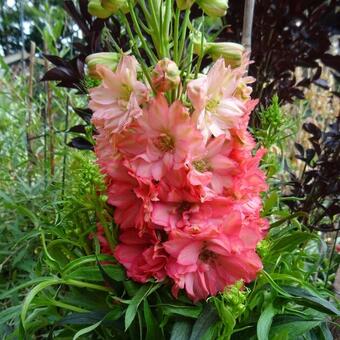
[222,0,339,107]
[285,116,340,231]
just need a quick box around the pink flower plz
[187,135,237,194]
[187,58,246,140]
[114,229,168,282]
[104,158,157,231]
[152,58,181,93]
[226,148,268,201]
[130,95,203,180]
[164,225,263,301]
[152,196,234,232]
[89,55,149,134]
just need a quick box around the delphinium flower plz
[89,50,268,301]
[89,55,149,134]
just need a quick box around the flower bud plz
[192,32,208,57]
[101,0,125,13]
[152,58,180,92]
[85,52,120,78]
[176,0,195,10]
[196,0,228,17]
[88,0,112,18]
[206,42,244,68]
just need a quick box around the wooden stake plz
[242,0,255,73]
[26,41,36,185]
[44,41,55,177]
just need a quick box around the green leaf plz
[73,319,103,340]
[62,254,116,274]
[270,232,318,254]
[257,303,276,340]
[318,322,333,340]
[21,278,62,326]
[281,286,340,316]
[270,212,308,229]
[0,305,21,325]
[0,277,52,300]
[263,191,278,215]
[270,315,323,338]
[161,304,202,318]
[59,311,107,325]
[261,271,292,298]
[189,304,219,340]
[64,265,125,282]
[170,321,192,340]
[144,299,163,340]
[125,283,161,331]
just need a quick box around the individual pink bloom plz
[89,55,149,134]
[187,58,246,140]
[152,195,234,232]
[104,159,158,231]
[232,53,256,102]
[187,135,237,194]
[130,94,204,180]
[226,148,268,201]
[114,229,167,282]
[152,58,181,93]
[157,167,213,204]
[164,226,263,301]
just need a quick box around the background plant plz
[0,0,339,339]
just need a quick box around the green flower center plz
[193,159,211,173]
[155,133,175,152]
[206,97,220,112]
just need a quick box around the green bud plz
[85,52,121,78]
[176,0,195,10]
[196,0,228,17]
[206,42,244,68]
[88,0,113,18]
[101,0,125,13]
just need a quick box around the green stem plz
[45,298,89,313]
[163,0,172,57]
[178,9,190,66]
[120,13,154,91]
[182,41,194,94]
[195,16,205,78]
[324,229,339,288]
[128,1,157,64]
[64,279,112,292]
[173,8,180,63]
[159,3,164,57]
[147,0,163,58]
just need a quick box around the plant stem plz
[178,9,190,66]
[324,229,339,288]
[163,0,172,57]
[120,13,154,91]
[127,1,157,64]
[173,8,180,63]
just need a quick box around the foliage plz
[0,1,339,339]
[286,117,340,232]
[222,0,339,107]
